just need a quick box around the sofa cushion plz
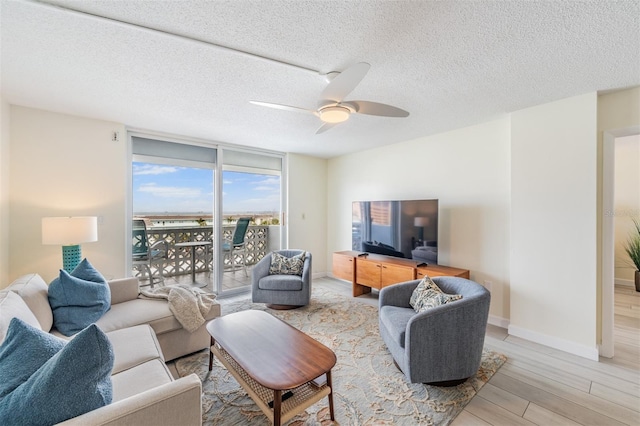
[379,305,415,349]
[258,274,303,291]
[0,318,66,398]
[269,251,305,276]
[96,299,180,335]
[409,275,462,313]
[48,259,111,336]
[6,273,53,332]
[111,358,173,402]
[0,323,114,426]
[106,325,164,374]
[0,290,42,344]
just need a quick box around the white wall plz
[614,135,640,283]
[287,153,328,276]
[0,97,10,286]
[327,117,511,321]
[510,92,598,359]
[9,106,127,283]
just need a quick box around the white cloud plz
[138,183,202,198]
[133,164,180,175]
[253,177,280,186]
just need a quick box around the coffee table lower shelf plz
[211,345,332,424]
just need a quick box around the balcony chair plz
[251,249,312,309]
[223,217,250,276]
[379,276,490,385]
[132,218,168,288]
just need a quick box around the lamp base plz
[62,245,82,272]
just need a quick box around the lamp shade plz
[414,217,430,227]
[42,217,98,245]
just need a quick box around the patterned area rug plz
[175,287,506,425]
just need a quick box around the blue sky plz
[132,162,280,214]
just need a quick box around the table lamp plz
[414,217,429,243]
[42,216,98,271]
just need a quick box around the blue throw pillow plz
[0,323,114,425]
[0,318,66,398]
[48,259,111,336]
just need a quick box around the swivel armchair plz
[379,276,490,385]
[251,250,312,309]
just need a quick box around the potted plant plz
[623,218,640,292]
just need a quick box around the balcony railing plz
[132,225,270,279]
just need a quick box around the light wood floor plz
[313,279,640,426]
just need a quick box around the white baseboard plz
[312,271,327,279]
[615,278,635,288]
[508,324,599,361]
[488,315,509,329]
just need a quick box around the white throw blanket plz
[139,285,217,333]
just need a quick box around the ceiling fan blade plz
[349,101,410,117]
[316,122,338,134]
[249,101,315,115]
[320,62,371,104]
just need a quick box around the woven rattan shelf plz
[212,345,331,424]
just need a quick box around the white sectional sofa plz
[1,273,221,425]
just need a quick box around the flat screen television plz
[352,199,439,264]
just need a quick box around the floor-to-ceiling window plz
[129,134,284,295]
[218,149,283,295]
[131,136,216,288]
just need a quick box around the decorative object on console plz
[252,250,312,309]
[623,218,640,292]
[42,216,98,271]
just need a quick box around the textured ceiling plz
[1,0,639,158]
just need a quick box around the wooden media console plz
[332,250,470,297]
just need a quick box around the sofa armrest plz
[379,280,420,309]
[57,374,202,426]
[108,278,140,305]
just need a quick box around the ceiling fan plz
[249,62,410,134]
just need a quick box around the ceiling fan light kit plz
[319,106,351,123]
[250,62,409,133]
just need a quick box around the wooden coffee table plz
[206,310,337,425]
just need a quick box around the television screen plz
[352,199,438,264]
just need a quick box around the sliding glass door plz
[216,149,283,295]
[129,135,284,295]
[131,136,216,288]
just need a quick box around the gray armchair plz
[379,276,490,385]
[251,250,312,309]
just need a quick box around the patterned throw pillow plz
[409,276,462,313]
[269,252,306,276]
